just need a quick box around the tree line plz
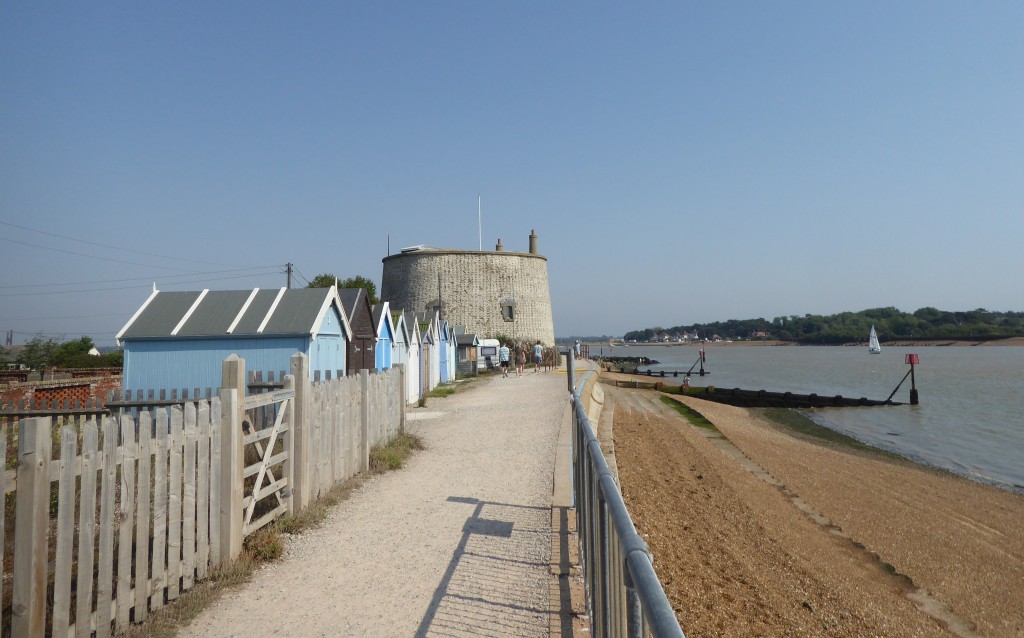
[3,336,124,370]
[624,307,1024,344]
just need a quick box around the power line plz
[0,219,248,268]
[292,267,312,287]
[0,235,201,272]
[0,269,282,297]
[0,311,130,321]
[0,265,281,290]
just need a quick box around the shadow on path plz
[415,496,553,637]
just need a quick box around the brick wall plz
[1,375,122,408]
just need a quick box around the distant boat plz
[868,325,881,354]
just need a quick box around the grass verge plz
[122,432,423,638]
[425,385,456,398]
[659,395,720,433]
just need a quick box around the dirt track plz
[606,385,1024,638]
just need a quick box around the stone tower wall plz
[381,250,555,345]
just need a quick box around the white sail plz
[868,325,881,354]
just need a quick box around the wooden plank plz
[52,426,79,636]
[209,397,222,567]
[116,414,137,630]
[135,411,153,622]
[242,450,289,480]
[196,400,210,580]
[242,477,289,508]
[0,422,6,638]
[242,502,289,536]
[167,405,183,600]
[182,402,198,591]
[95,416,118,638]
[76,419,99,638]
[150,410,168,611]
[12,418,52,638]
[242,389,295,410]
[242,424,291,447]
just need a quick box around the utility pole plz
[286,263,293,288]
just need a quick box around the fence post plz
[289,353,311,513]
[361,369,370,471]
[218,354,245,563]
[398,363,406,434]
[12,417,51,637]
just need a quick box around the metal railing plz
[567,350,686,638]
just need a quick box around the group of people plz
[498,339,556,378]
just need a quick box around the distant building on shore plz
[380,230,555,345]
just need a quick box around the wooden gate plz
[241,382,294,536]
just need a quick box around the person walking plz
[498,342,511,378]
[515,343,526,377]
[533,340,544,373]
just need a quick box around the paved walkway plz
[185,366,572,637]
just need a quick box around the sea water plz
[600,344,1024,492]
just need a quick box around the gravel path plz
[184,369,569,637]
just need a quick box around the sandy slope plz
[606,385,1024,638]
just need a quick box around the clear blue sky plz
[3,2,1022,344]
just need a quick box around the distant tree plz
[307,273,341,289]
[307,273,380,304]
[51,336,104,368]
[105,349,124,368]
[17,335,59,369]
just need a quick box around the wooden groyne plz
[685,386,901,408]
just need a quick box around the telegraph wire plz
[0,269,282,297]
[292,266,312,287]
[0,266,280,290]
[0,235,202,272]
[0,219,247,268]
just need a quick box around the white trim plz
[115,286,161,345]
[309,288,352,341]
[227,288,260,334]
[257,287,287,334]
[170,289,209,336]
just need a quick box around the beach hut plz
[338,288,377,375]
[371,302,395,372]
[116,286,351,392]
[413,311,440,391]
[391,309,421,404]
[454,327,479,377]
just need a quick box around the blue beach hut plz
[372,302,395,372]
[117,286,352,392]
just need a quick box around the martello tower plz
[380,229,555,345]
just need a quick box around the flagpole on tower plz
[477,194,482,251]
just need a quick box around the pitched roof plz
[337,288,366,317]
[371,302,394,340]
[116,287,351,342]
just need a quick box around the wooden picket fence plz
[3,401,222,637]
[1,353,405,637]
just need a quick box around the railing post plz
[625,567,644,638]
[218,354,245,563]
[567,348,575,395]
[289,353,311,513]
[12,417,51,637]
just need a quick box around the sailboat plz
[868,325,881,354]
